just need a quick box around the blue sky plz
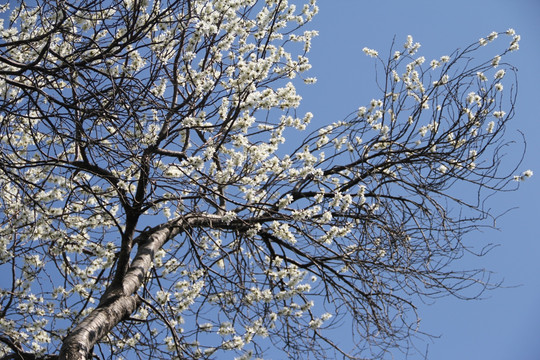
[298,1,540,359]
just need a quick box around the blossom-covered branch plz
[0,0,528,359]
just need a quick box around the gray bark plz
[58,221,179,359]
[58,296,139,360]
[58,214,223,359]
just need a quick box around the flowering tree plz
[0,0,529,359]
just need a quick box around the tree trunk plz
[58,296,139,360]
[57,214,223,359]
[58,223,177,359]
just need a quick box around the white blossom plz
[440,55,450,63]
[493,110,506,119]
[509,34,520,51]
[494,69,506,79]
[486,31,498,41]
[514,169,533,181]
[438,164,448,174]
[362,47,378,58]
[486,121,495,133]
[492,55,501,67]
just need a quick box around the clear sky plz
[298,1,540,359]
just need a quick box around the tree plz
[0,0,529,358]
